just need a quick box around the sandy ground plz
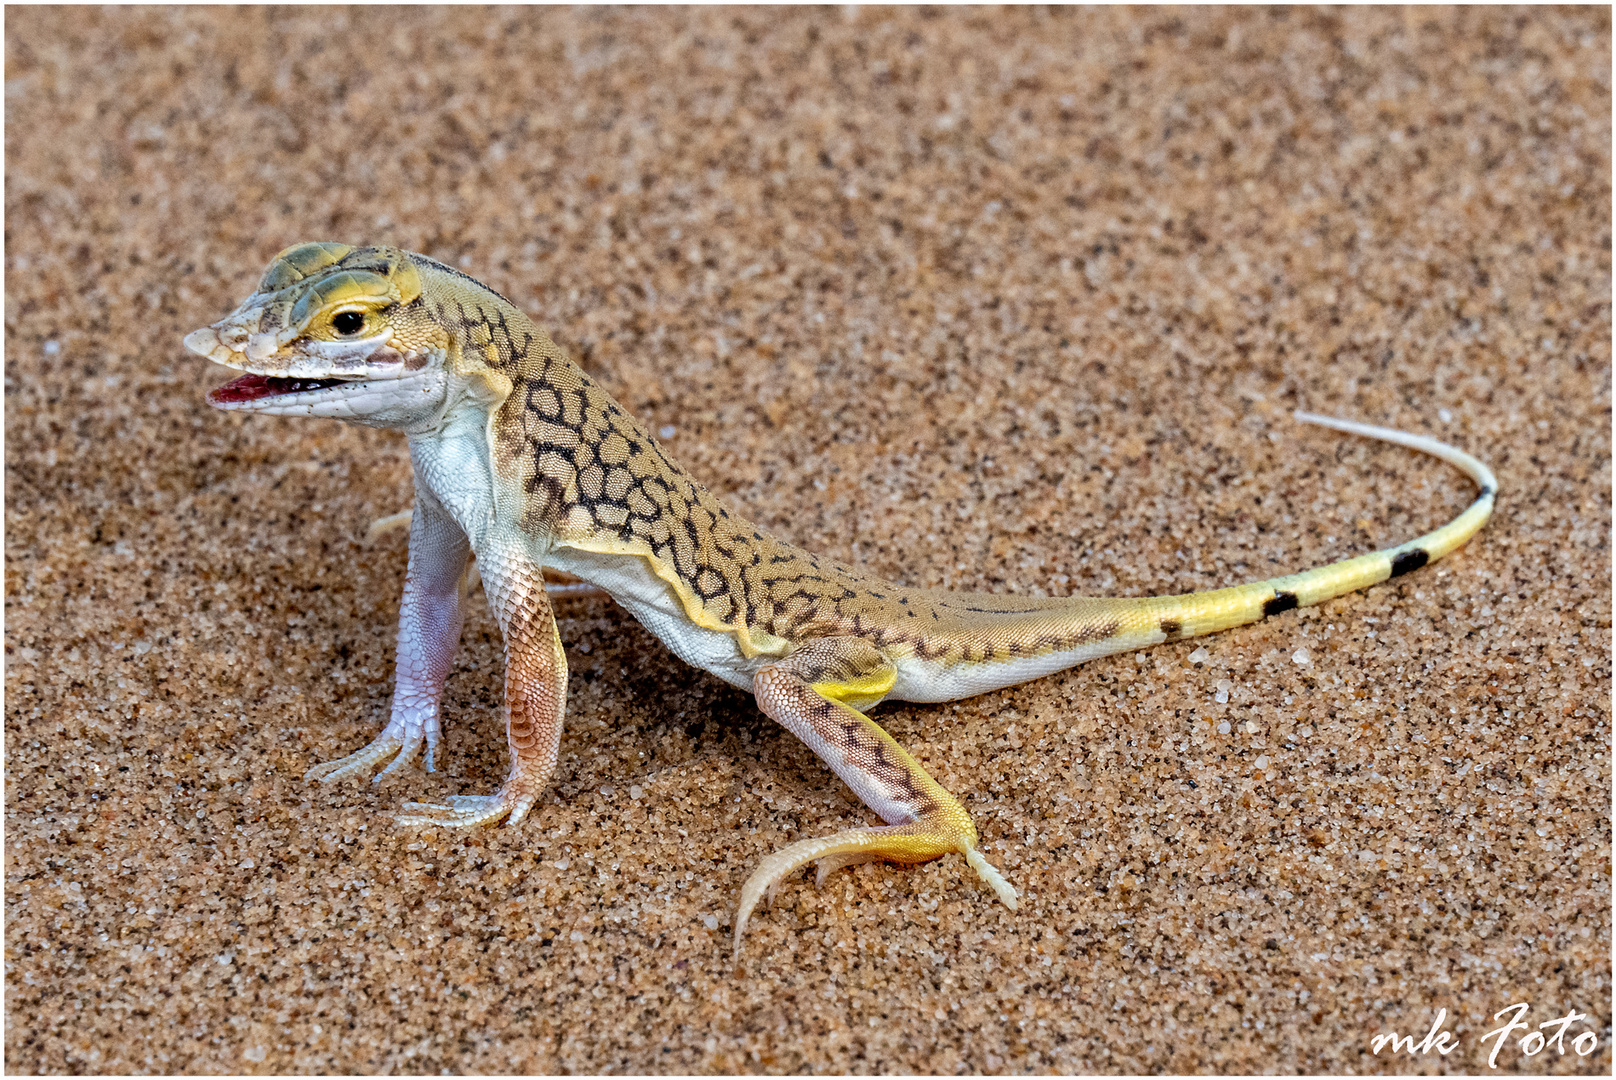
[5,6,1610,1074]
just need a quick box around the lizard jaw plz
[203,366,447,421]
[186,324,449,424]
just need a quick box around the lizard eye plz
[331,310,365,336]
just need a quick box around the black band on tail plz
[1389,549,1430,578]
[1262,591,1299,616]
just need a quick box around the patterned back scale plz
[408,251,1495,687]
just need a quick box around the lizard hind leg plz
[733,637,1018,960]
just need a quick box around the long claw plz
[731,824,1018,961]
[732,827,897,961]
[966,848,1019,910]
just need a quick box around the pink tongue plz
[206,373,280,405]
[206,373,339,405]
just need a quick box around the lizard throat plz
[206,373,350,405]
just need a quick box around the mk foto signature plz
[1371,1003,1602,1065]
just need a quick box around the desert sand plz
[6,7,1609,1073]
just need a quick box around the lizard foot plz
[305,732,421,784]
[396,786,538,829]
[731,820,1017,961]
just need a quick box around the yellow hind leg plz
[734,637,1017,960]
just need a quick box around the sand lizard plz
[185,243,1497,957]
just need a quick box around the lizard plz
[184,242,1497,958]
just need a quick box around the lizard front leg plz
[397,546,565,829]
[306,490,469,785]
[733,637,1018,958]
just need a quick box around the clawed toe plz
[731,823,1018,960]
[305,735,406,783]
[395,791,531,829]
[305,729,438,787]
[814,851,879,887]
[966,848,1019,910]
[373,739,427,783]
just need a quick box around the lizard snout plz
[182,325,244,366]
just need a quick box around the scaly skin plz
[186,243,1497,959]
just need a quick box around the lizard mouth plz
[206,373,355,406]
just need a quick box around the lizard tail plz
[892,414,1496,702]
[1130,412,1495,642]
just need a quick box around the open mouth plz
[206,373,353,406]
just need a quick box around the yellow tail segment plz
[1138,412,1497,640]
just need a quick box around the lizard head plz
[184,242,456,429]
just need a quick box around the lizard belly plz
[544,546,765,692]
[889,634,1155,703]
